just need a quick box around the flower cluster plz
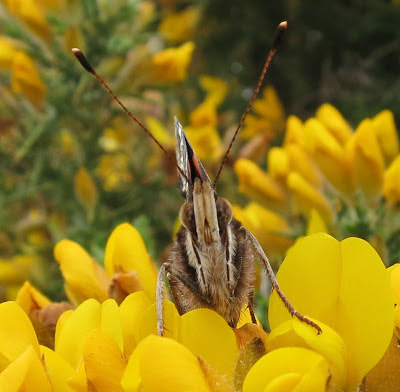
[235,104,400,264]
[0,222,398,391]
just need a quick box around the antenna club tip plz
[279,20,288,30]
[273,20,288,50]
[72,48,95,74]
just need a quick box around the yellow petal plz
[184,125,223,162]
[40,345,75,392]
[190,100,218,128]
[104,223,157,301]
[54,239,109,305]
[284,115,306,148]
[384,155,400,205]
[0,345,51,392]
[5,0,51,40]
[243,347,330,392]
[268,147,289,182]
[120,291,152,357]
[306,209,328,235]
[11,51,46,109]
[388,263,400,304]
[267,317,347,390]
[55,298,101,368]
[286,144,323,189]
[372,110,399,166]
[316,104,353,145]
[100,299,123,352]
[179,308,239,382]
[199,75,228,107]
[0,301,39,363]
[83,329,127,392]
[145,117,175,148]
[0,36,19,69]
[15,281,51,314]
[252,87,285,130]
[158,6,201,44]
[74,167,98,219]
[268,233,394,390]
[152,42,195,83]
[235,158,288,211]
[137,300,181,342]
[287,172,333,223]
[305,118,354,194]
[239,202,293,258]
[122,335,210,392]
[66,360,87,392]
[0,255,36,284]
[54,309,72,349]
[351,119,385,198]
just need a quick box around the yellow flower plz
[11,51,46,109]
[199,75,228,107]
[268,147,289,182]
[316,103,353,145]
[0,301,72,391]
[350,119,385,199]
[284,115,307,149]
[5,0,51,40]
[184,125,223,162]
[189,99,218,128]
[95,153,133,191]
[383,155,400,205]
[235,158,288,211]
[74,167,98,221]
[241,86,285,139]
[152,41,195,83]
[158,6,201,44]
[371,110,399,166]
[122,335,211,392]
[104,223,158,303]
[243,346,332,391]
[304,117,354,195]
[145,117,175,149]
[54,239,109,305]
[287,172,334,223]
[388,263,400,334]
[0,36,20,69]
[233,203,293,259]
[122,306,242,391]
[266,317,347,390]
[0,255,38,300]
[54,223,157,306]
[285,144,323,189]
[306,209,328,235]
[268,233,394,391]
[360,263,400,391]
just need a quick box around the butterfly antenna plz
[213,20,288,187]
[72,48,191,186]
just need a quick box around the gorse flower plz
[235,104,400,264]
[0,224,397,391]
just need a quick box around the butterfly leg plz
[156,262,209,336]
[248,291,257,324]
[245,230,322,334]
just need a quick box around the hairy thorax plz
[168,218,255,327]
